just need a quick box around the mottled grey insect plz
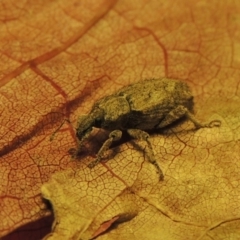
[76,78,221,181]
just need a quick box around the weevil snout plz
[76,109,104,141]
[76,115,94,141]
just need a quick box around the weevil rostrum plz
[75,78,221,181]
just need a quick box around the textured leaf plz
[1,0,240,239]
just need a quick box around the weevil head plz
[76,109,104,141]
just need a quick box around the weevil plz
[75,78,221,181]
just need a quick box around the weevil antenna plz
[50,119,71,141]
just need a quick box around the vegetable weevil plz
[75,78,221,181]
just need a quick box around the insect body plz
[76,78,220,180]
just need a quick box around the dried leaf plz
[41,123,240,239]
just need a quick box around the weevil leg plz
[127,129,164,181]
[88,130,122,168]
[157,105,221,129]
[185,109,221,128]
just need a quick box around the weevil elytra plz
[75,78,221,181]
